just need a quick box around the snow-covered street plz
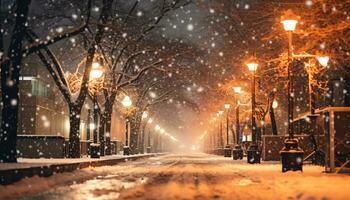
[1,153,349,200]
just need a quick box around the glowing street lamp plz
[272,100,278,109]
[281,10,298,32]
[224,104,231,157]
[280,9,304,172]
[246,60,260,164]
[232,87,244,160]
[155,124,161,131]
[316,56,329,67]
[122,96,132,107]
[146,118,153,153]
[142,111,148,119]
[233,86,242,94]
[89,62,104,79]
[247,62,258,72]
[122,95,132,155]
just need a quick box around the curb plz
[0,153,161,185]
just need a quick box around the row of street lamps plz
[206,10,330,172]
[120,95,178,155]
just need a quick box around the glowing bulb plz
[142,112,148,119]
[121,96,132,107]
[247,62,258,71]
[233,87,242,94]
[316,56,329,67]
[281,20,298,31]
[272,100,278,109]
[89,69,103,79]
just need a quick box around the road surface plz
[1,153,349,200]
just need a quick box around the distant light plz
[147,118,153,124]
[233,87,242,94]
[142,112,148,119]
[224,104,231,109]
[89,123,95,130]
[218,110,224,115]
[272,100,278,109]
[155,125,161,131]
[92,62,100,69]
[121,96,132,107]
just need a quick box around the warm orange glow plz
[224,104,230,109]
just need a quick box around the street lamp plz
[224,104,231,157]
[88,61,104,158]
[142,111,148,119]
[232,87,243,160]
[280,9,304,172]
[139,111,149,154]
[146,118,153,153]
[217,110,224,155]
[246,61,261,164]
[316,56,329,67]
[122,95,132,155]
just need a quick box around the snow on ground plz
[1,153,349,200]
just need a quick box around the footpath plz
[0,153,162,185]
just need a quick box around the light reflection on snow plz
[237,179,253,186]
[31,176,148,200]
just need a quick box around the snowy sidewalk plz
[0,153,162,185]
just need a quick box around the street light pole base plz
[90,143,101,158]
[224,145,232,157]
[280,138,304,172]
[123,146,131,156]
[247,143,261,164]
[146,147,151,153]
[232,144,243,160]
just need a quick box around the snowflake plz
[187,24,194,31]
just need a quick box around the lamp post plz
[217,110,224,155]
[122,95,132,155]
[232,87,244,160]
[155,124,161,152]
[223,104,232,157]
[88,61,104,158]
[139,111,148,154]
[146,118,153,153]
[246,61,261,164]
[279,10,304,172]
[160,128,165,152]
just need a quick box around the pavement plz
[0,153,161,185]
[1,153,350,200]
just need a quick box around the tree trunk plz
[104,103,113,155]
[129,117,139,154]
[0,0,31,163]
[68,105,82,158]
[99,113,106,156]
